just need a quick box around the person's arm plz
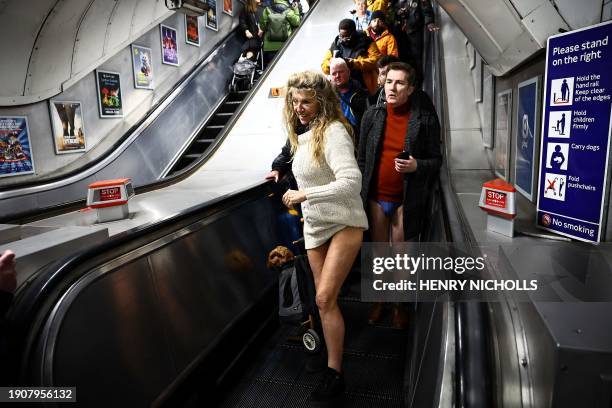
[285,7,301,28]
[421,0,438,30]
[0,250,16,318]
[268,139,292,180]
[239,10,249,33]
[321,49,333,75]
[415,107,442,176]
[350,41,382,72]
[387,35,399,57]
[303,124,362,203]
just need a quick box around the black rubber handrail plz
[429,2,491,407]
[5,180,279,384]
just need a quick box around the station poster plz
[160,24,179,66]
[185,15,201,46]
[49,101,86,154]
[131,44,154,89]
[96,70,123,118]
[223,0,233,16]
[514,77,540,201]
[536,20,612,242]
[494,89,512,179]
[206,1,218,31]
[0,116,34,178]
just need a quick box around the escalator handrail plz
[429,2,491,407]
[6,179,277,382]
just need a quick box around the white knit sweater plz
[292,121,368,249]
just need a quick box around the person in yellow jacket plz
[366,11,398,57]
[366,0,388,13]
[321,19,382,95]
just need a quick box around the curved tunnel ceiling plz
[0,0,173,106]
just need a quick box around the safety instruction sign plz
[536,21,612,242]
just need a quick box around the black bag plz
[278,263,304,322]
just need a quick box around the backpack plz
[267,3,290,42]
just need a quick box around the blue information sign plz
[515,77,539,201]
[537,21,612,242]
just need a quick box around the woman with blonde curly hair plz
[281,70,368,403]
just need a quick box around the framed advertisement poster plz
[206,1,218,31]
[131,44,154,89]
[49,101,86,154]
[494,89,512,179]
[514,76,540,201]
[0,116,34,178]
[223,0,233,16]
[160,24,179,66]
[96,70,123,118]
[482,70,494,148]
[185,15,200,46]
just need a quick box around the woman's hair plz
[245,0,258,13]
[283,71,353,163]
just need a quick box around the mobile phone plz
[396,151,411,160]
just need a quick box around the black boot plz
[309,366,345,404]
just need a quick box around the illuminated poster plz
[223,0,233,16]
[0,116,34,177]
[96,70,123,118]
[160,24,179,66]
[49,101,86,154]
[206,0,218,31]
[131,44,154,89]
[494,89,512,179]
[185,15,201,46]
[514,77,539,201]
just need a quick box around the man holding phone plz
[357,62,441,328]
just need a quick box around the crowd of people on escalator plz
[264,0,442,404]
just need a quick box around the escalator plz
[166,89,253,177]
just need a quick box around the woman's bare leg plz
[307,227,363,372]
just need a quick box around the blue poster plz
[0,116,35,178]
[515,77,539,200]
[536,21,612,242]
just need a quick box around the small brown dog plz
[267,245,295,270]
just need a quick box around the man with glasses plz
[322,19,382,95]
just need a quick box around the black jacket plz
[330,31,374,88]
[358,90,442,240]
[394,0,435,34]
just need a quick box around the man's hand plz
[0,250,17,294]
[245,30,254,39]
[258,29,264,38]
[395,156,418,173]
[427,23,439,32]
[282,189,306,208]
[265,170,280,182]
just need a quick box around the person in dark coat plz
[358,62,441,327]
[358,61,441,241]
[392,0,438,85]
[239,0,264,60]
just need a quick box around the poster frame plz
[131,44,154,89]
[223,0,233,16]
[160,24,180,66]
[185,15,201,46]
[513,76,540,201]
[206,0,218,31]
[48,100,87,154]
[95,69,124,118]
[0,116,35,178]
[494,89,512,180]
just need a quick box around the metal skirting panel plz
[30,193,280,407]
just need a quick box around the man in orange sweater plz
[367,11,398,57]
